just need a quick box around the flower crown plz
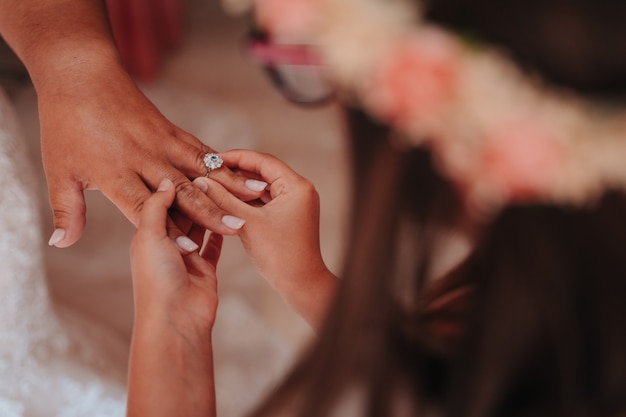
[223,0,626,219]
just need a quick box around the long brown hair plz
[251,109,471,417]
[250,105,626,416]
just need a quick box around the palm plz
[131,213,223,331]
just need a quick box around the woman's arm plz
[127,315,217,417]
[0,0,121,93]
[127,179,221,417]
[0,0,264,247]
[194,149,339,331]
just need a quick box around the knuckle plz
[174,179,225,221]
[211,188,228,210]
[51,205,83,221]
[298,178,319,199]
[174,179,198,203]
[199,192,228,223]
[127,192,148,221]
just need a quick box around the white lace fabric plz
[0,88,127,417]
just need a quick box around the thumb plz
[47,180,87,248]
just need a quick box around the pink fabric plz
[106,0,183,80]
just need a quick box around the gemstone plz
[204,153,223,171]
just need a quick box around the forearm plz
[0,0,127,94]
[127,315,216,417]
[280,268,339,331]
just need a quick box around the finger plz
[168,217,201,253]
[136,179,176,237]
[188,223,207,247]
[138,181,200,253]
[192,177,257,225]
[162,130,214,177]
[100,171,153,228]
[136,146,254,234]
[207,164,269,201]
[172,176,248,235]
[47,178,87,248]
[200,232,223,267]
[220,149,312,202]
[170,206,194,235]
[219,149,301,185]
[165,141,267,201]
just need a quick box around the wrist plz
[128,313,216,417]
[31,42,129,97]
[280,266,339,331]
[0,1,127,95]
[133,303,216,342]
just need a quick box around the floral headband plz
[223,0,626,219]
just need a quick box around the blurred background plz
[0,0,350,415]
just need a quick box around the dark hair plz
[250,2,626,415]
[250,107,626,417]
[449,192,626,417]
[249,107,469,417]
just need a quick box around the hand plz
[128,178,219,417]
[0,0,264,248]
[193,149,338,329]
[130,178,222,329]
[38,66,264,247]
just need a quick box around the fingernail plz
[157,179,171,191]
[48,228,65,247]
[193,178,208,193]
[245,179,267,192]
[222,215,246,230]
[176,236,199,252]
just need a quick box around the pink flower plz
[254,0,320,38]
[476,118,567,202]
[363,27,460,130]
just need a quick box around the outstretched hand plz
[39,70,265,247]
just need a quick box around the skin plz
[194,149,338,330]
[127,151,339,415]
[0,0,263,247]
[128,179,220,417]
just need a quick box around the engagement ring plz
[203,153,223,176]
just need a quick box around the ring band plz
[203,153,223,177]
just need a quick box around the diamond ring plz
[203,153,223,177]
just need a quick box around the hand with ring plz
[0,0,267,248]
[38,71,265,247]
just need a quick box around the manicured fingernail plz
[245,179,268,192]
[157,179,172,191]
[48,228,65,247]
[176,236,199,252]
[193,178,208,193]
[222,215,246,230]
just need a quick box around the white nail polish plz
[222,215,246,230]
[48,228,65,247]
[176,236,199,252]
[245,179,268,192]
